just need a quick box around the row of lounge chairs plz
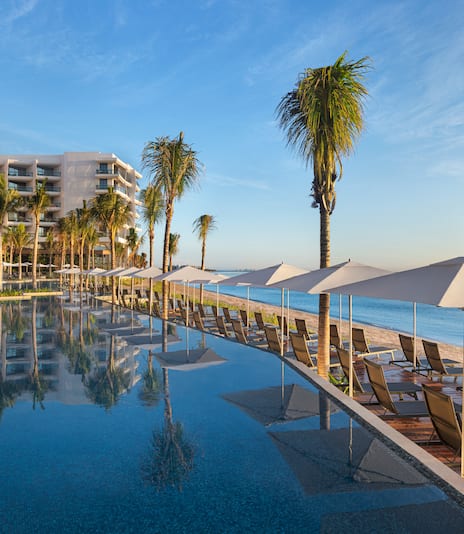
[115,292,462,461]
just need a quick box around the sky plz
[1,0,463,271]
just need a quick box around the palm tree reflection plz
[28,299,48,410]
[84,335,130,410]
[141,320,194,491]
[139,350,163,407]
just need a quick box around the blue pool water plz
[0,295,463,533]
[210,274,464,347]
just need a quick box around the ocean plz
[205,272,464,347]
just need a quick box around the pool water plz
[0,296,463,533]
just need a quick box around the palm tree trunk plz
[32,216,39,289]
[317,206,331,379]
[161,207,173,319]
[0,227,3,289]
[149,227,154,268]
[110,231,116,305]
[18,248,23,281]
[200,239,206,304]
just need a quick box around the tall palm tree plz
[141,132,201,318]
[140,185,164,268]
[0,174,21,288]
[76,200,93,289]
[4,227,16,278]
[91,188,132,303]
[193,214,216,303]
[54,217,68,270]
[12,223,32,281]
[63,210,79,291]
[168,232,180,271]
[45,228,55,278]
[28,180,51,289]
[276,51,369,378]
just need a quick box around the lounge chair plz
[197,302,210,318]
[422,340,463,380]
[363,358,429,417]
[264,326,284,355]
[222,307,235,324]
[295,318,316,341]
[336,347,421,399]
[211,304,219,317]
[276,315,289,337]
[392,334,429,370]
[152,301,162,318]
[352,327,397,360]
[231,319,266,347]
[193,311,217,333]
[289,332,317,368]
[216,315,231,337]
[422,384,462,458]
[239,309,250,328]
[330,324,348,349]
[254,311,267,332]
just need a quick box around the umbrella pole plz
[216,284,219,309]
[280,288,284,357]
[339,294,342,339]
[349,295,353,398]
[186,281,189,328]
[247,286,250,328]
[413,302,417,369]
[461,310,464,478]
[287,289,290,339]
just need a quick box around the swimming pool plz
[0,296,463,533]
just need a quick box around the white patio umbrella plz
[330,256,464,476]
[154,266,228,325]
[270,260,391,388]
[218,263,309,348]
[133,266,163,315]
[190,273,228,310]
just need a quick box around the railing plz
[96,168,116,175]
[37,169,61,177]
[44,185,61,192]
[8,184,33,192]
[49,202,61,208]
[8,215,31,222]
[8,169,33,177]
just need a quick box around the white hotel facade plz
[0,151,142,251]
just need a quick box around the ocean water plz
[206,272,464,347]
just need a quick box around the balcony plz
[8,214,32,224]
[44,184,61,193]
[37,168,61,177]
[48,202,61,210]
[8,168,33,177]
[96,168,116,175]
[8,183,33,193]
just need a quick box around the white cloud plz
[0,0,38,26]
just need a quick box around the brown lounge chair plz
[295,318,317,341]
[193,311,218,333]
[264,326,285,355]
[422,340,463,381]
[422,384,462,459]
[239,309,249,328]
[352,327,397,360]
[216,315,232,337]
[289,332,316,368]
[330,324,348,349]
[254,311,267,333]
[392,334,429,370]
[364,358,429,417]
[231,319,266,348]
[336,347,421,400]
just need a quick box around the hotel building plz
[0,151,142,250]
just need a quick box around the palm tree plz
[0,174,21,288]
[12,223,32,281]
[54,217,68,270]
[4,227,16,278]
[63,210,79,291]
[126,227,143,267]
[193,214,216,303]
[28,180,51,289]
[76,200,94,290]
[141,132,201,318]
[140,185,164,268]
[276,51,369,378]
[91,188,132,303]
[168,232,180,271]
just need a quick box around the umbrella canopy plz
[61,267,82,274]
[330,257,464,307]
[218,263,309,287]
[154,266,225,283]
[133,266,163,279]
[116,266,142,277]
[103,267,126,277]
[83,267,107,275]
[270,260,391,293]
[122,332,180,350]
[269,426,427,495]
[155,347,226,371]
[222,384,338,426]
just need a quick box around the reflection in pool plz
[0,295,463,532]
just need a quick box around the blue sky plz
[1,0,463,271]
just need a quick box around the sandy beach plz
[200,288,463,362]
